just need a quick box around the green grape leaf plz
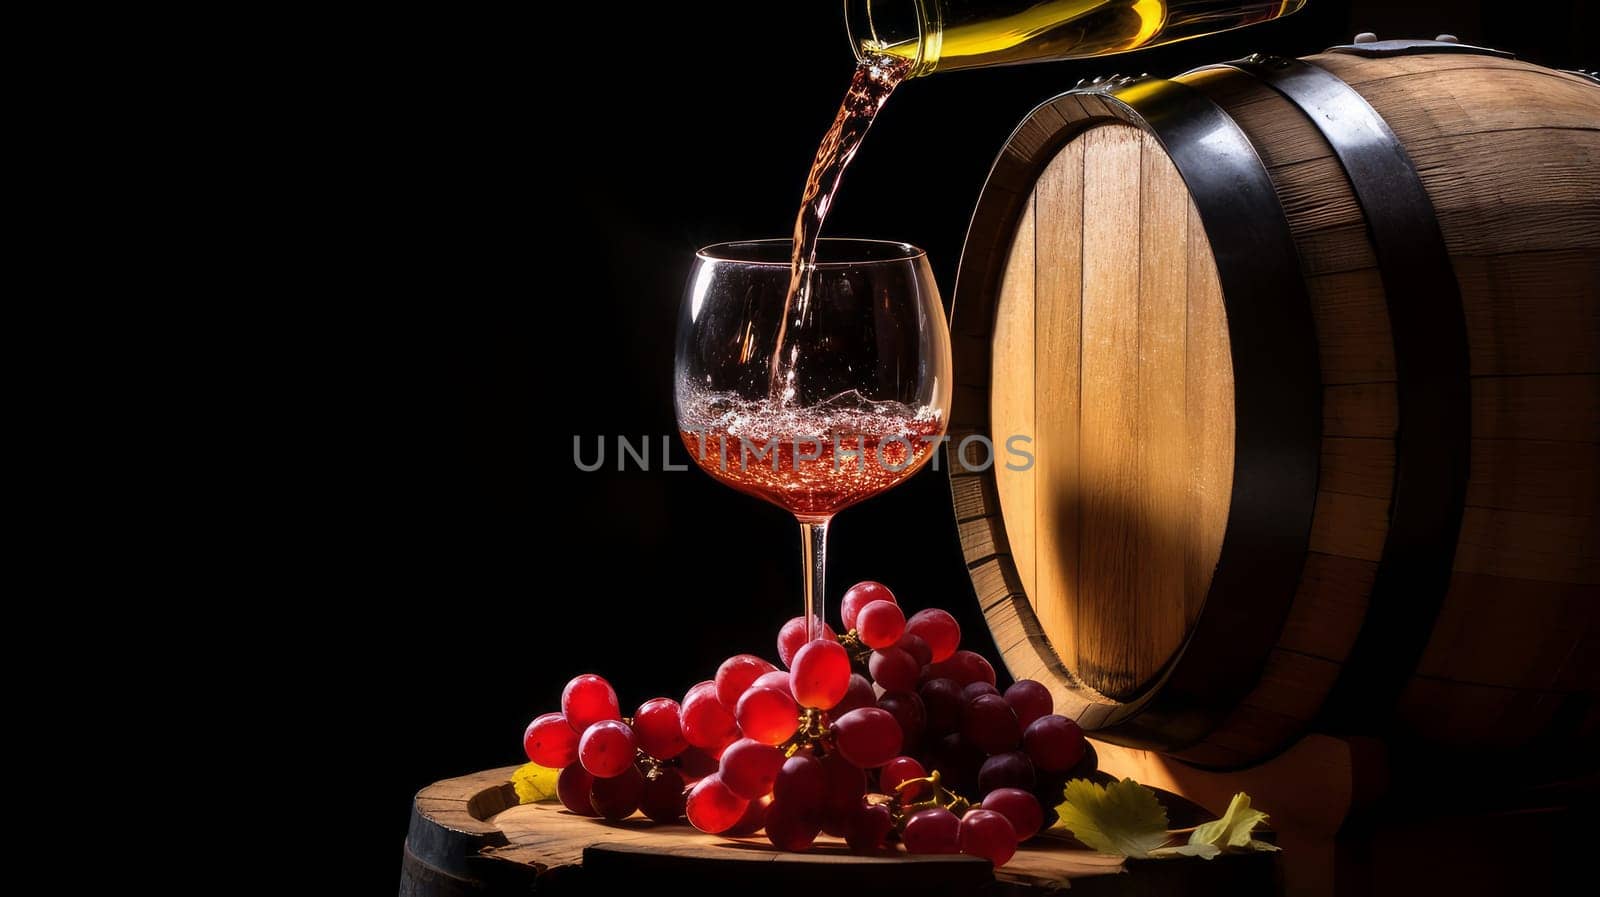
[511,762,561,804]
[1053,778,1171,858]
[1150,843,1222,859]
[1186,792,1280,854]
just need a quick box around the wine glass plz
[675,238,952,641]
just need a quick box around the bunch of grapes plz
[520,581,1095,868]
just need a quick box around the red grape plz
[1004,680,1054,730]
[927,650,996,687]
[1023,714,1086,772]
[676,746,720,783]
[790,639,851,709]
[856,600,906,649]
[778,615,836,668]
[833,708,903,769]
[905,609,960,662]
[832,673,877,718]
[920,677,965,735]
[876,690,926,747]
[959,808,1017,866]
[719,738,785,800]
[896,632,933,667]
[963,693,1021,755]
[902,807,961,854]
[578,719,637,779]
[752,670,790,692]
[562,674,621,732]
[633,698,688,760]
[982,788,1043,842]
[524,712,579,769]
[868,647,920,693]
[765,800,821,851]
[557,764,598,816]
[716,654,777,710]
[846,801,895,852]
[878,755,928,800]
[685,773,749,834]
[681,682,740,752]
[962,681,1000,701]
[640,768,687,823]
[819,751,867,834]
[841,581,897,631]
[772,754,825,818]
[736,686,799,746]
[725,795,770,836]
[977,751,1036,795]
[675,745,720,780]
[590,765,644,819]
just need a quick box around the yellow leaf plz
[1053,778,1170,858]
[1187,792,1280,853]
[511,762,561,804]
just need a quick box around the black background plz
[384,0,1594,882]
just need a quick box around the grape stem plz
[894,769,971,821]
[836,629,874,667]
[781,708,833,757]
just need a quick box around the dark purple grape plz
[982,787,1044,842]
[896,632,933,667]
[902,806,960,854]
[959,808,1017,866]
[773,754,825,819]
[1003,680,1054,730]
[869,647,920,693]
[846,801,895,852]
[925,650,995,687]
[963,694,1021,755]
[926,732,985,795]
[590,765,644,819]
[920,677,964,735]
[876,690,926,748]
[833,708,903,769]
[962,681,1000,702]
[977,750,1036,795]
[832,673,877,717]
[640,768,687,823]
[557,764,598,816]
[766,800,821,851]
[819,751,867,835]
[1023,714,1086,772]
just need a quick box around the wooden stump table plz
[402,767,1276,896]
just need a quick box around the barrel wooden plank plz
[1031,136,1085,676]
[992,193,1037,598]
[1183,201,1233,629]
[1455,249,1600,376]
[1136,137,1195,685]
[1412,573,1598,689]
[1077,125,1146,698]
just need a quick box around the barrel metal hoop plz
[1222,56,1473,732]
[1323,38,1514,59]
[948,77,1322,753]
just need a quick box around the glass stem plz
[800,518,831,641]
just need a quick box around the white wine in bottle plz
[846,0,1308,76]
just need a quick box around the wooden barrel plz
[400,767,1272,896]
[949,41,1599,770]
